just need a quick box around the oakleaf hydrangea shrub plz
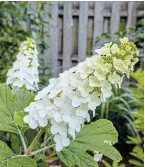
[0,37,139,167]
[6,38,39,92]
[23,37,139,152]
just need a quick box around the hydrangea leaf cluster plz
[23,37,139,152]
[57,119,122,166]
[6,38,39,92]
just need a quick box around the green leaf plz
[14,88,35,112]
[58,147,98,167]
[0,83,34,134]
[130,87,143,98]
[102,160,111,167]
[129,159,143,166]
[13,111,28,127]
[130,68,144,89]
[10,134,21,154]
[58,119,122,167]
[0,140,37,167]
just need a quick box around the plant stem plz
[16,125,27,152]
[105,101,109,119]
[101,102,105,118]
[27,128,44,152]
[41,136,52,147]
[11,144,55,158]
[47,151,57,160]
[31,144,55,156]
[113,85,118,96]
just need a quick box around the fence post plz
[126,1,137,30]
[50,2,59,75]
[104,18,109,33]
[78,2,89,62]
[110,1,121,34]
[93,1,104,47]
[43,3,51,72]
[63,2,73,71]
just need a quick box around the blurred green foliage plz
[127,69,144,167]
[96,69,144,166]
[94,86,139,157]
[102,159,125,167]
[0,1,52,85]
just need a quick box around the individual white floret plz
[54,134,70,152]
[94,151,103,162]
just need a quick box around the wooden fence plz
[44,1,144,75]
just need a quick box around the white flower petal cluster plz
[23,37,138,152]
[6,38,39,91]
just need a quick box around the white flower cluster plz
[24,37,139,152]
[6,38,39,92]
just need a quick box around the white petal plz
[55,142,63,152]
[49,78,57,84]
[49,90,57,98]
[94,152,103,162]
[54,98,64,107]
[68,128,76,140]
[54,134,61,143]
[62,137,70,147]
[94,97,101,106]
[69,67,76,73]
[69,119,79,129]
[33,112,40,120]
[80,91,89,98]
[54,112,63,122]
[80,73,88,79]
[76,124,81,133]
[76,108,88,118]
[77,62,86,73]
[101,88,112,98]
[38,109,47,118]
[59,125,67,136]
[59,77,70,87]
[80,96,91,103]
[29,119,38,129]
[23,115,31,123]
[50,125,59,134]
[88,101,97,111]
[35,87,51,100]
[38,118,48,127]
[72,98,81,107]
[63,114,71,123]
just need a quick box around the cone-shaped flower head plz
[23,37,139,151]
[6,38,39,91]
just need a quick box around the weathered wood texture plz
[47,1,144,73]
[62,2,73,71]
[78,2,89,62]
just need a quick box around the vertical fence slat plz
[103,18,109,33]
[63,2,72,71]
[72,17,79,55]
[110,2,121,34]
[126,1,137,30]
[50,2,59,75]
[43,3,51,63]
[87,18,94,55]
[93,2,104,47]
[43,1,143,73]
[78,2,88,62]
